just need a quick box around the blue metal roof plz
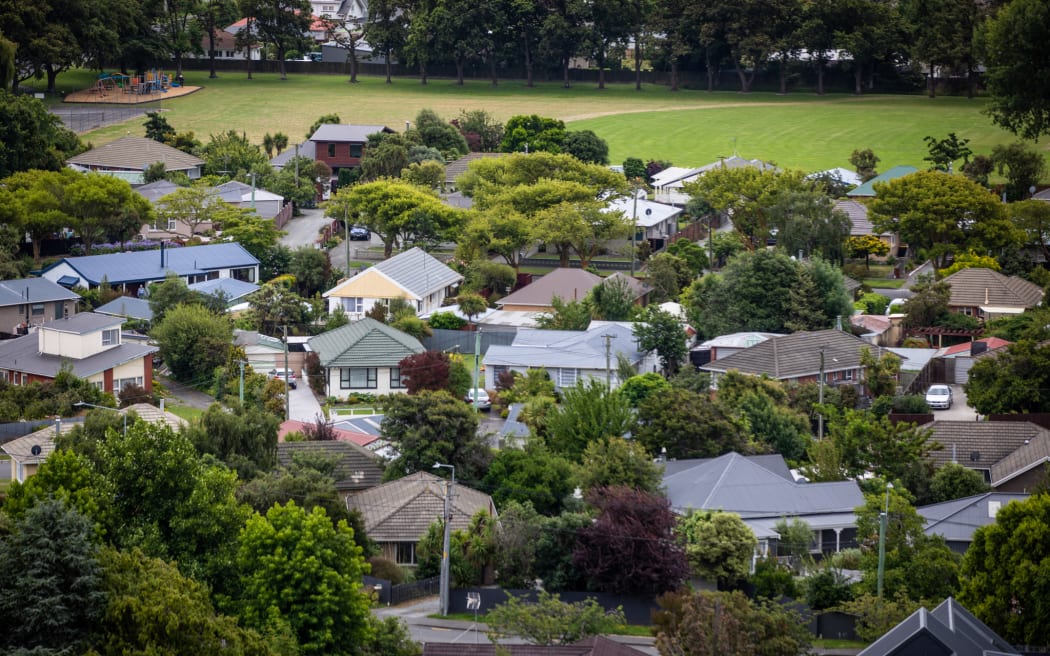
[189,277,260,302]
[42,243,259,286]
[94,296,154,322]
[0,278,80,307]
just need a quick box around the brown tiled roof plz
[67,136,205,172]
[121,403,187,431]
[942,268,1043,309]
[276,440,384,492]
[498,268,604,308]
[346,471,495,542]
[926,420,1050,470]
[1,424,58,465]
[989,430,1050,487]
[700,328,889,380]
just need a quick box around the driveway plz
[279,207,332,249]
[288,376,325,423]
[929,383,980,421]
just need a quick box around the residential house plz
[858,597,1018,656]
[663,452,865,556]
[212,180,285,219]
[307,317,424,397]
[845,165,919,198]
[67,136,205,183]
[276,440,384,498]
[934,336,1012,384]
[93,296,154,324]
[192,28,261,60]
[941,267,1043,321]
[0,277,80,337]
[1,422,59,483]
[308,123,394,187]
[234,329,290,373]
[700,328,892,393]
[323,247,463,319]
[41,243,260,296]
[138,180,287,240]
[925,420,1050,491]
[918,493,1030,554]
[834,199,902,257]
[851,314,906,347]
[689,331,779,368]
[482,321,659,391]
[345,471,496,567]
[605,191,682,250]
[423,638,648,656]
[497,268,604,313]
[650,156,777,206]
[0,313,157,394]
[443,152,508,192]
[189,278,261,310]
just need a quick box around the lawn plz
[34,68,1032,171]
[165,404,204,422]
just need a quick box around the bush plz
[305,351,326,396]
[751,558,798,600]
[368,556,407,585]
[427,312,466,330]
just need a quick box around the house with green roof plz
[846,165,919,198]
[307,317,424,398]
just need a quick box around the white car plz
[925,384,953,410]
[269,368,298,389]
[465,388,491,410]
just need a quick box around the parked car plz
[465,388,491,410]
[270,368,298,389]
[349,226,370,241]
[925,384,953,410]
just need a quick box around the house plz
[497,268,604,313]
[345,471,496,567]
[700,328,892,392]
[67,136,206,183]
[689,331,779,368]
[189,278,261,310]
[323,247,463,319]
[278,419,380,449]
[234,329,288,372]
[851,314,906,347]
[833,199,902,256]
[308,123,394,186]
[138,180,287,240]
[93,296,154,324]
[1,422,59,483]
[651,156,777,205]
[845,165,919,198]
[858,597,1018,656]
[605,190,682,250]
[934,336,1012,384]
[482,321,658,391]
[940,267,1043,321]
[192,28,261,60]
[663,452,865,556]
[212,180,285,219]
[925,420,1050,490]
[307,317,424,397]
[0,277,80,337]
[276,440,384,498]
[423,637,647,656]
[918,493,1030,554]
[41,243,261,296]
[0,313,157,394]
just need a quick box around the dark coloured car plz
[349,226,370,240]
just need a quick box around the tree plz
[380,390,491,483]
[532,199,630,268]
[814,408,935,483]
[409,108,469,158]
[923,133,972,172]
[534,296,592,331]
[847,234,891,270]
[869,170,1017,268]
[619,372,672,407]
[364,0,407,83]
[965,341,1050,414]
[186,402,279,473]
[992,142,1047,201]
[0,92,82,178]
[634,307,687,376]
[288,245,333,297]
[577,436,663,495]
[155,185,227,238]
[586,276,635,321]
[483,442,577,516]
[899,278,950,329]
[983,0,1050,140]
[678,510,757,587]
[654,590,811,656]
[647,252,693,303]
[850,148,880,182]
[215,207,285,264]
[563,130,610,164]
[200,130,270,178]
[2,168,78,263]
[253,0,312,80]
[769,191,850,263]
[636,388,750,459]
[545,379,636,460]
[236,502,372,655]
[457,293,488,324]
[485,591,626,645]
[0,499,103,654]
[398,350,452,394]
[574,486,689,595]
[455,109,505,152]
[144,111,176,143]
[861,346,901,399]
[152,302,233,382]
[65,172,154,253]
[930,462,989,503]
[499,115,567,154]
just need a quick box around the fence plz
[364,575,441,606]
[48,105,151,133]
[0,418,85,445]
[519,256,633,272]
[422,328,518,355]
[448,587,659,625]
[272,202,294,231]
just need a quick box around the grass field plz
[33,68,1034,172]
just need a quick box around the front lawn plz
[863,278,908,289]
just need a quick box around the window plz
[116,377,143,392]
[390,367,404,389]
[844,369,855,381]
[340,368,377,389]
[54,301,65,318]
[101,328,119,346]
[344,297,365,313]
[167,218,177,231]
[31,303,44,316]
[328,143,336,157]
[349,144,362,158]
[558,368,578,387]
[232,267,256,282]
[395,541,417,565]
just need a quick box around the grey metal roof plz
[333,414,385,436]
[660,454,794,481]
[930,597,1018,655]
[67,136,205,172]
[188,277,260,302]
[0,332,157,379]
[233,329,284,351]
[372,247,463,298]
[307,317,424,368]
[700,329,886,380]
[858,598,1018,656]
[483,323,644,370]
[277,440,384,492]
[135,179,181,203]
[0,278,81,307]
[94,296,154,322]
[43,312,124,333]
[919,493,1030,544]
[42,243,259,286]
[663,452,864,518]
[309,123,392,142]
[498,268,604,308]
[270,141,316,169]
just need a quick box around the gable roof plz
[307,317,424,368]
[604,193,682,228]
[833,199,890,237]
[846,165,919,198]
[918,492,1030,544]
[277,440,384,492]
[121,402,188,431]
[925,420,1050,470]
[603,272,650,301]
[94,296,154,322]
[444,152,508,185]
[937,336,1012,358]
[858,597,1018,656]
[498,268,603,308]
[41,243,259,287]
[135,179,181,203]
[0,331,157,379]
[323,247,462,301]
[989,428,1050,487]
[663,452,864,518]
[271,141,317,169]
[484,322,647,371]
[1,423,59,465]
[67,136,205,172]
[701,329,885,380]
[346,471,495,542]
[0,277,80,308]
[941,267,1044,309]
[188,277,260,303]
[308,123,392,142]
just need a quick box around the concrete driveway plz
[288,375,325,423]
[279,207,333,249]
[926,383,980,421]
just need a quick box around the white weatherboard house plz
[307,318,424,397]
[323,248,463,320]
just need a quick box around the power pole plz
[472,327,482,412]
[238,359,246,404]
[283,324,290,421]
[818,347,825,440]
[602,333,615,388]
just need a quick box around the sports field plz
[41,68,1031,172]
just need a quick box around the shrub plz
[427,312,466,330]
[368,556,407,585]
[305,351,326,395]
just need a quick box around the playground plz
[64,70,201,104]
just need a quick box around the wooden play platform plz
[65,71,201,104]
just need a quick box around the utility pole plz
[283,324,290,421]
[433,463,455,616]
[238,359,246,404]
[602,333,615,388]
[472,327,482,412]
[344,204,351,278]
[630,182,640,276]
[877,482,893,597]
[818,347,825,440]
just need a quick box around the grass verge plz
[165,404,204,422]
[863,278,908,289]
[426,613,652,638]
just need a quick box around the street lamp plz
[877,481,893,597]
[74,401,126,435]
[432,462,456,617]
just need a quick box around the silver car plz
[925,384,953,410]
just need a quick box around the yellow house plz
[323,248,462,320]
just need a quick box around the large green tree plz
[152,302,233,383]
[0,93,82,181]
[678,510,757,587]
[635,388,750,459]
[545,378,635,460]
[633,307,687,376]
[482,441,577,516]
[965,340,1050,414]
[485,591,626,645]
[983,0,1050,140]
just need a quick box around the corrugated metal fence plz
[422,329,517,355]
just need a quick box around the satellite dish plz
[645,209,652,215]
[30,445,42,456]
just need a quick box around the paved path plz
[288,375,325,423]
[158,375,215,410]
[279,207,332,248]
